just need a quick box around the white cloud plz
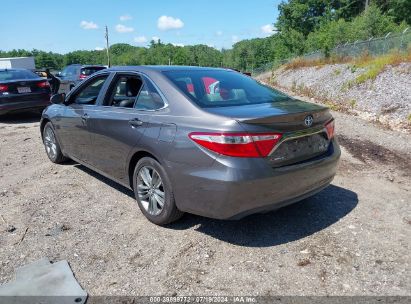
[261,24,275,34]
[120,15,132,21]
[152,36,160,43]
[115,24,134,33]
[95,47,104,51]
[80,21,98,30]
[134,36,148,44]
[232,35,239,43]
[216,30,223,36]
[172,43,184,47]
[157,15,184,31]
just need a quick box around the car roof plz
[66,64,106,68]
[106,65,231,74]
[0,68,32,71]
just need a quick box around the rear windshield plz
[0,69,39,81]
[81,67,106,76]
[163,69,288,108]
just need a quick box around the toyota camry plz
[40,66,340,225]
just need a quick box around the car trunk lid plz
[205,99,333,166]
[1,79,50,95]
[205,98,331,132]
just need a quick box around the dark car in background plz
[40,66,340,225]
[57,64,106,93]
[0,68,51,115]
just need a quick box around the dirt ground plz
[0,109,410,296]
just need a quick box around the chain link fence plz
[252,27,410,76]
[332,28,410,57]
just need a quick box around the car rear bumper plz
[167,139,341,220]
[0,94,51,115]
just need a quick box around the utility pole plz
[365,0,370,10]
[105,25,111,67]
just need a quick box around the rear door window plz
[135,77,165,110]
[106,75,143,108]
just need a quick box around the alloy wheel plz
[137,166,165,216]
[44,126,57,160]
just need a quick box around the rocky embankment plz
[266,63,411,132]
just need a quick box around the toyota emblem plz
[304,115,313,127]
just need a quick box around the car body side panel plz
[87,107,151,182]
[51,72,114,161]
[55,104,92,161]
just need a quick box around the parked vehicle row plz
[40,66,340,225]
[57,64,107,94]
[0,64,106,115]
[0,68,51,115]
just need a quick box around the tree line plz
[1,1,409,72]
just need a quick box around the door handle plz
[129,118,144,127]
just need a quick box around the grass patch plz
[283,55,351,70]
[351,51,411,84]
[283,49,411,88]
[282,49,411,80]
[324,101,342,111]
[349,99,356,109]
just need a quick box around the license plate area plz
[268,133,330,167]
[17,87,31,93]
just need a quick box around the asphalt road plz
[0,110,410,296]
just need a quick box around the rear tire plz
[43,122,67,164]
[133,157,183,225]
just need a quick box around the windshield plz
[0,69,39,81]
[163,69,288,108]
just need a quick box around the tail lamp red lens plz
[0,84,9,93]
[79,74,87,79]
[37,81,50,88]
[189,132,282,158]
[325,120,335,139]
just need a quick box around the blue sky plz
[0,0,281,54]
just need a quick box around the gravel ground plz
[0,111,410,296]
[270,63,411,131]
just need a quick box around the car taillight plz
[325,120,335,139]
[37,81,50,88]
[0,84,9,93]
[189,132,282,158]
[79,74,87,79]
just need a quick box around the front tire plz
[43,122,67,164]
[133,157,183,225]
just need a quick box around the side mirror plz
[50,93,65,104]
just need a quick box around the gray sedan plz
[40,66,340,225]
